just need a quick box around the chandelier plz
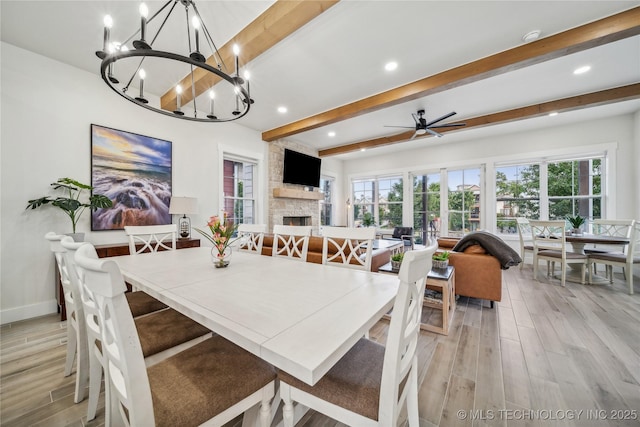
[96,0,253,122]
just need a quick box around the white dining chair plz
[45,233,89,406]
[321,226,376,271]
[516,217,534,270]
[279,241,438,427]
[125,224,177,255]
[73,243,276,427]
[237,223,267,254]
[272,225,312,261]
[530,220,588,287]
[588,220,638,295]
[62,238,212,421]
[586,219,634,278]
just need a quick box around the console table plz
[56,238,200,321]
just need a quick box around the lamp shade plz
[169,197,198,214]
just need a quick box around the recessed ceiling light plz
[548,112,558,117]
[573,65,591,75]
[522,30,540,43]
[277,106,287,113]
[328,131,336,137]
[360,148,366,152]
[385,61,398,71]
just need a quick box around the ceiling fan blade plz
[424,111,456,127]
[425,128,443,138]
[411,113,420,125]
[384,125,415,129]
[429,122,466,129]
[409,131,418,141]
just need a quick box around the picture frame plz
[91,124,172,230]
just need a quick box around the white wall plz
[0,43,269,323]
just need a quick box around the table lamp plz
[169,197,198,239]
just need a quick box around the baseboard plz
[0,299,58,325]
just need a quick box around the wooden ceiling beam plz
[263,7,640,142]
[160,0,339,111]
[318,83,640,157]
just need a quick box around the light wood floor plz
[1,265,639,426]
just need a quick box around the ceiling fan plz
[385,109,466,140]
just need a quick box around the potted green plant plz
[566,214,586,235]
[432,251,450,270]
[390,252,404,271]
[26,178,113,240]
[362,212,375,227]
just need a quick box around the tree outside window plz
[548,159,601,221]
[495,164,540,233]
[448,168,480,237]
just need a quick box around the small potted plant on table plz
[432,251,450,270]
[566,214,586,235]
[390,252,404,271]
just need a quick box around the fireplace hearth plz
[283,216,311,226]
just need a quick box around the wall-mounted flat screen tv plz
[282,149,321,188]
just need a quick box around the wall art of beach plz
[91,125,172,230]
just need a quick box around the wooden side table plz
[378,263,456,336]
[56,238,200,321]
[421,266,456,336]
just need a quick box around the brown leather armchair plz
[437,238,502,306]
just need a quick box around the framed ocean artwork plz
[91,124,172,230]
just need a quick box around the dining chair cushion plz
[278,338,385,421]
[148,335,276,426]
[126,291,168,318]
[537,250,587,260]
[589,252,640,263]
[136,309,211,357]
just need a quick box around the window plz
[493,155,604,235]
[447,168,481,237]
[413,172,441,243]
[548,158,601,221]
[223,158,257,225]
[319,176,334,226]
[378,176,403,228]
[352,176,402,227]
[495,164,540,234]
[352,179,375,226]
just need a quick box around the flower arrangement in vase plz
[195,212,238,268]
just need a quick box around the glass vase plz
[211,246,232,268]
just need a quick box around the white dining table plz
[110,247,399,386]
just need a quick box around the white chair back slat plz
[61,236,106,423]
[272,225,312,261]
[45,232,90,406]
[237,223,267,254]
[379,241,437,424]
[75,243,155,425]
[321,226,375,271]
[125,224,177,255]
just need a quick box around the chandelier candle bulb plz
[174,84,184,115]
[136,69,148,103]
[139,3,148,45]
[102,15,112,53]
[233,44,240,76]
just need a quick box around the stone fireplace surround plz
[268,140,321,234]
